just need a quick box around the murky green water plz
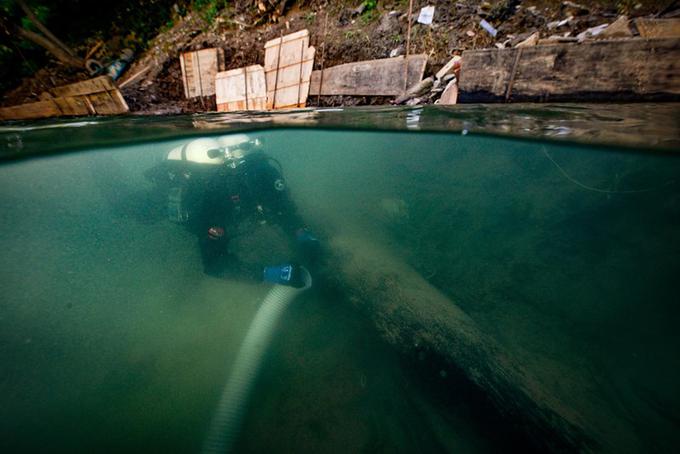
[1,106,679,453]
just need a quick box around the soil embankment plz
[2,1,674,113]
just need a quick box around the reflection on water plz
[0,126,679,452]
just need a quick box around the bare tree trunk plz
[16,0,77,58]
[15,26,84,68]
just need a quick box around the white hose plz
[202,268,312,453]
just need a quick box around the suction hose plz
[202,267,312,453]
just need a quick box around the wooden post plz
[297,39,305,107]
[195,50,206,110]
[272,30,284,109]
[504,48,523,102]
[406,0,413,57]
[403,0,414,94]
[317,11,329,106]
[244,67,250,109]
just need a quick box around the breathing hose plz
[202,268,312,453]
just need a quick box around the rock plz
[509,31,533,46]
[576,23,609,42]
[539,35,578,44]
[466,30,476,37]
[405,97,423,106]
[547,15,573,30]
[596,16,632,39]
[394,76,434,104]
[561,1,589,16]
[515,32,540,47]
[389,45,404,58]
[376,11,401,35]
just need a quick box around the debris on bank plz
[0,76,128,120]
[1,2,680,120]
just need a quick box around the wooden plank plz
[636,18,680,38]
[87,91,125,115]
[264,30,315,109]
[180,48,224,98]
[309,54,428,97]
[459,38,680,102]
[52,96,90,116]
[216,65,267,112]
[0,81,128,121]
[436,55,462,80]
[438,80,458,105]
[266,47,315,109]
[0,100,61,120]
[49,75,117,97]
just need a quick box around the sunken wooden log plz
[459,38,680,102]
[325,234,593,451]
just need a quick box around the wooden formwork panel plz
[215,65,267,112]
[459,38,680,102]
[0,75,128,120]
[309,55,428,96]
[264,29,315,109]
[180,48,225,98]
[635,18,680,38]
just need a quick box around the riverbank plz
[2,1,675,114]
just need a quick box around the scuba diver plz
[145,134,319,287]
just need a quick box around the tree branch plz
[15,25,84,68]
[16,0,77,58]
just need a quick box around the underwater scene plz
[1,107,679,453]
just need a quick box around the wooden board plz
[180,48,224,98]
[48,75,117,97]
[308,54,428,97]
[0,75,128,121]
[458,38,680,102]
[438,80,459,105]
[264,30,315,109]
[215,65,267,112]
[0,100,63,120]
[635,18,680,38]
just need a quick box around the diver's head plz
[216,134,263,169]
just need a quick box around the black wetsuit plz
[147,152,307,278]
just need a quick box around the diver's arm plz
[257,158,321,262]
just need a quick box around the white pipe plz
[202,268,312,453]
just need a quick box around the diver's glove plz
[263,263,306,288]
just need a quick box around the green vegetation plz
[192,0,228,24]
[0,0,232,96]
[359,0,378,25]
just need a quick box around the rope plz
[542,146,674,194]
